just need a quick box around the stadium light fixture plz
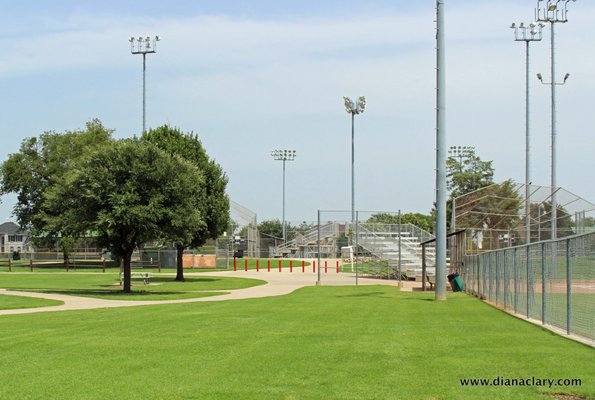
[129,35,161,134]
[271,149,297,242]
[535,0,575,239]
[511,19,544,244]
[343,96,366,223]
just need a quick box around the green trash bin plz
[12,251,20,261]
[447,273,464,292]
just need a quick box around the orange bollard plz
[256,259,259,272]
[324,260,328,273]
[278,259,282,272]
[290,260,293,272]
[313,260,316,273]
[245,258,248,272]
[234,258,237,272]
[267,259,271,272]
[302,260,305,273]
[336,260,340,273]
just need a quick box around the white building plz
[0,222,29,253]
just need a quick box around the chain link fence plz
[461,232,595,344]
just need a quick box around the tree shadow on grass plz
[148,277,221,284]
[337,291,390,298]
[39,289,180,297]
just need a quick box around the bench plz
[119,270,150,285]
[426,274,435,290]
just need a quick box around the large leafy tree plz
[529,202,575,241]
[446,148,496,231]
[142,125,229,281]
[0,119,112,235]
[446,148,494,199]
[258,219,284,240]
[42,139,204,292]
[366,212,434,233]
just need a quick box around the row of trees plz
[0,120,229,292]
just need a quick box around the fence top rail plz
[464,230,595,257]
[420,230,466,246]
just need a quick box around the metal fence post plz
[566,239,571,335]
[513,247,518,313]
[526,246,531,319]
[503,249,508,309]
[495,252,499,305]
[541,242,546,325]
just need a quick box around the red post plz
[313,260,316,273]
[336,260,340,273]
[256,259,259,272]
[267,259,271,272]
[278,259,282,272]
[324,260,328,273]
[234,258,237,272]
[244,259,248,271]
[290,260,293,273]
[302,260,305,273]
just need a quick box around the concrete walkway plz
[0,270,421,316]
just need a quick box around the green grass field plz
[0,293,63,310]
[0,273,266,301]
[0,277,592,399]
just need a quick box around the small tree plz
[367,212,434,233]
[258,220,284,240]
[42,139,203,292]
[142,126,230,281]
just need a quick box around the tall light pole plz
[435,0,447,301]
[343,96,366,223]
[511,21,544,244]
[535,0,575,240]
[271,149,296,242]
[129,35,161,134]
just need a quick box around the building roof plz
[0,222,23,235]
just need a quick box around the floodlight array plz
[271,149,297,161]
[129,35,161,54]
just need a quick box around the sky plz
[0,0,594,226]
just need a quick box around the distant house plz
[0,222,30,253]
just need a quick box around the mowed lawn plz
[0,293,63,310]
[0,273,265,300]
[0,286,593,400]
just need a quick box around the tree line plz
[0,120,230,292]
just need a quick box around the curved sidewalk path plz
[0,270,420,316]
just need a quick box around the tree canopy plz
[446,148,494,199]
[42,139,204,292]
[0,119,113,236]
[142,125,230,281]
[366,212,434,233]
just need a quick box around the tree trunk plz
[123,252,133,293]
[175,244,185,282]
